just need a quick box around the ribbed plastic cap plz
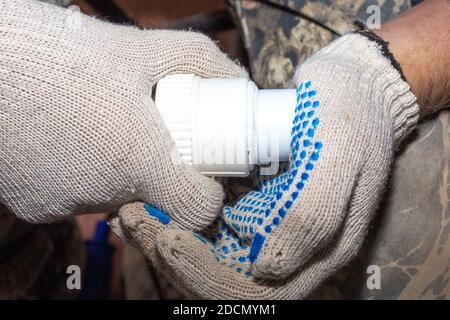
[154,74,196,164]
[155,74,253,176]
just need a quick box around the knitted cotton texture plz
[0,0,247,226]
[114,33,419,299]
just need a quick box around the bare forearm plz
[375,0,450,118]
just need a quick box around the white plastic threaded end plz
[154,74,195,164]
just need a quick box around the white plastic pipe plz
[155,74,295,177]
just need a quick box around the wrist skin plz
[374,0,450,119]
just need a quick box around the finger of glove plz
[131,96,225,231]
[318,134,392,270]
[152,214,364,300]
[217,79,360,278]
[248,79,366,280]
[154,226,362,299]
[154,228,295,299]
[109,202,176,261]
[139,160,226,232]
[149,30,248,82]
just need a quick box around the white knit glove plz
[111,33,419,299]
[0,0,247,225]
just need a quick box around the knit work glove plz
[111,33,419,299]
[0,0,247,226]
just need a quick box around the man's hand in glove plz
[0,0,246,227]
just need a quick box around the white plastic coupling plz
[155,74,295,177]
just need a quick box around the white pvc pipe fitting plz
[155,74,296,177]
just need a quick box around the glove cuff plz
[351,29,420,148]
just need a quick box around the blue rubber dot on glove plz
[143,204,171,225]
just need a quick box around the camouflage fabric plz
[228,0,450,299]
